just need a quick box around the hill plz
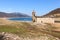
[0,12,30,17]
[43,8,60,17]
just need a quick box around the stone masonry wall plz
[37,18,54,23]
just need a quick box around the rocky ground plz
[0,32,60,40]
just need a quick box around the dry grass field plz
[0,18,60,40]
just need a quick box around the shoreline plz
[9,20,32,22]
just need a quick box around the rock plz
[0,32,20,40]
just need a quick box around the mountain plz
[0,12,30,17]
[43,8,60,17]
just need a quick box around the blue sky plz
[0,0,60,16]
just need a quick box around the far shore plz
[0,17,7,19]
[0,17,32,18]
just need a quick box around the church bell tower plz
[32,10,36,22]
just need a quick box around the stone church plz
[32,8,60,23]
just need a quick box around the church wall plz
[54,18,60,23]
[36,18,54,23]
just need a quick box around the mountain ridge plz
[42,8,60,17]
[0,12,30,17]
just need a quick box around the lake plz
[8,17,32,22]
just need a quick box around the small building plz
[32,8,60,23]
